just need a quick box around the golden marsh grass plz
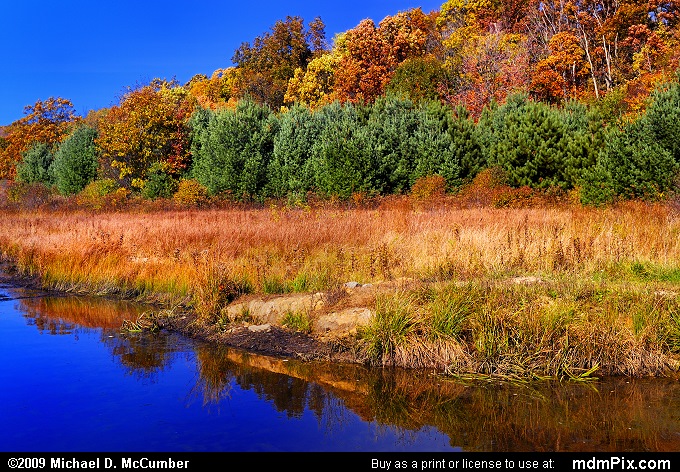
[1,196,679,376]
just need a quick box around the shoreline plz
[0,260,363,364]
[2,203,680,379]
[3,256,680,380]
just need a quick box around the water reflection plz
[9,286,680,452]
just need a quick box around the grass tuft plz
[281,311,312,334]
[359,293,419,365]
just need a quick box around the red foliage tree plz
[0,97,79,179]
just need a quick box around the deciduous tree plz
[333,8,437,104]
[232,16,326,110]
[186,68,242,110]
[531,31,591,103]
[284,51,341,108]
[386,55,449,103]
[453,32,531,116]
[0,97,78,179]
[96,79,193,189]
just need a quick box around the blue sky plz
[1,0,444,126]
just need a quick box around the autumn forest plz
[1,0,680,207]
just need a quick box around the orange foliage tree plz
[452,32,531,117]
[332,19,389,103]
[531,31,592,103]
[0,97,78,179]
[523,0,678,100]
[333,8,438,104]
[232,16,326,110]
[437,0,531,115]
[185,68,242,110]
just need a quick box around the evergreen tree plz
[363,94,420,194]
[476,93,529,157]
[643,75,680,165]
[268,103,322,198]
[581,119,678,203]
[557,101,605,189]
[50,125,99,195]
[411,102,483,189]
[308,101,376,198]
[190,98,278,200]
[16,142,54,186]
[488,99,564,188]
[187,106,213,165]
[480,94,594,190]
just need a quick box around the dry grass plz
[2,197,679,295]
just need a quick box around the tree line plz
[1,0,680,206]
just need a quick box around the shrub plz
[6,181,54,208]
[141,162,177,200]
[455,167,510,207]
[173,179,209,207]
[77,178,120,209]
[410,175,447,201]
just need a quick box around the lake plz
[1,276,679,453]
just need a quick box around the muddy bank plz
[153,310,363,364]
[148,280,408,365]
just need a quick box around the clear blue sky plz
[0,0,444,126]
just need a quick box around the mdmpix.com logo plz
[573,457,671,470]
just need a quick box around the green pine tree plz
[16,142,54,186]
[50,126,99,195]
[189,98,277,200]
[267,103,321,198]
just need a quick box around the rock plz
[224,290,374,339]
[315,307,373,335]
[225,292,324,325]
[344,281,361,289]
[510,276,544,285]
[248,324,271,332]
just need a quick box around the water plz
[1,279,679,453]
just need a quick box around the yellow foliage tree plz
[96,79,194,188]
[284,51,341,108]
[187,68,242,110]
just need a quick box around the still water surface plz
[1,278,679,452]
